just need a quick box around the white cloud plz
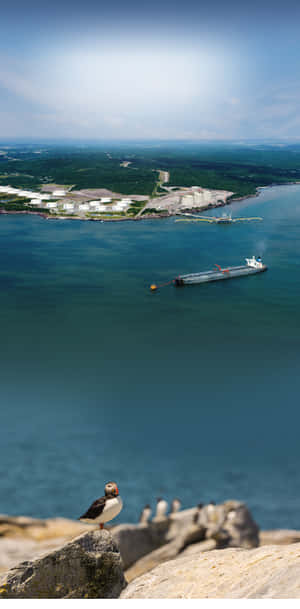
[2,40,300,140]
[0,41,239,137]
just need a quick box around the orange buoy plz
[150,284,158,291]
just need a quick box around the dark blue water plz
[1,184,300,530]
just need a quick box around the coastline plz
[228,180,300,204]
[1,181,300,224]
[0,200,228,223]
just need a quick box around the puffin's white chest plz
[156,500,168,518]
[140,507,152,524]
[96,495,123,524]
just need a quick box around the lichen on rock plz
[0,530,126,599]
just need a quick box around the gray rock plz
[259,529,300,546]
[0,538,69,574]
[114,502,258,581]
[112,509,197,571]
[123,511,214,582]
[221,500,259,548]
[0,530,126,599]
[197,500,259,548]
[112,520,169,571]
[0,515,46,529]
[120,501,258,582]
[125,535,215,583]
[0,501,259,589]
[122,542,300,598]
[0,514,92,541]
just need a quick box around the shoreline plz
[1,181,300,224]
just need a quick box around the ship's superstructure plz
[245,255,265,269]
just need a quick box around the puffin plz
[193,502,204,524]
[170,498,181,514]
[139,504,152,524]
[79,481,123,529]
[155,497,168,519]
[207,500,216,516]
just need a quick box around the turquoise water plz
[1,184,300,529]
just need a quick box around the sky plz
[1,0,300,140]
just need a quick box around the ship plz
[174,256,267,286]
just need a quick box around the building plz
[78,203,89,212]
[181,189,213,208]
[63,203,74,212]
[181,194,194,208]
[5,187,19,195]
[17,190,34,198]
[0,186,14,193]
[202,189,212,203]
[112,201,128,212]
[111,199,131,212]
[193,191,205,204]
[53,189,66,197]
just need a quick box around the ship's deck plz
[181,265,246,279]
[177,264,267,285]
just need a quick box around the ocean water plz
[1,184,300,530]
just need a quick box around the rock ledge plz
[122,541,300,598]
[0,530,126,599]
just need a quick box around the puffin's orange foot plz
[99,523,104,530]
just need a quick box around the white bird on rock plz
[170,498,181,514]
[155,497,168,519]
[139,504,152,524]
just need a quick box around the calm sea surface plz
[1,184,300,529]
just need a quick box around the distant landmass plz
[1,142,300,221]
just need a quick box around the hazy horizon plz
[2,138,300,146]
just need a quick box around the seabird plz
[139,504,152,524]
[78,481,123,529]
[155,497,168,519]
[207,500,216,516]
[193,502,204,524]
[170,498,181,514]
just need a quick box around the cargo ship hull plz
[175,264,267,286]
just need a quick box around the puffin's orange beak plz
[115,485,119,496]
